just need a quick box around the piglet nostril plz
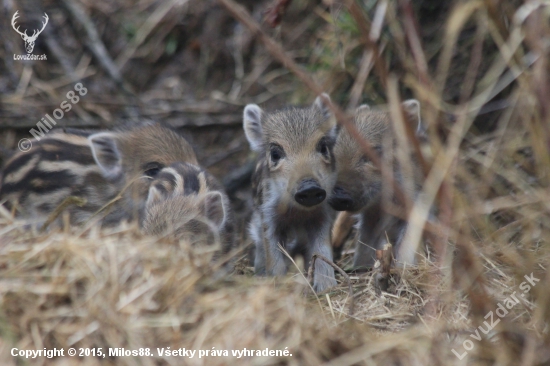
[328,188,354,211]
[294,181,326,207]
[331,197,352,211]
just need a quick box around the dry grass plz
[0,214,546,365]
[0,220,383,365]
[1,0,550,365]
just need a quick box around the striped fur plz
[142,162,234,255]
[243,95,339,293]
[0,123,198,227]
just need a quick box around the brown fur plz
[329,101,424,268]
[142,162,234,257]
[244,94,339,293]
[0,123,198,227]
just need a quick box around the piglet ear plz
[401,99,422,134]
[313,93,332,119]
[243,104,264,152]
[88,132,122,180]
[203,191,226,229]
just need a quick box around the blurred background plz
[0,0,524,244]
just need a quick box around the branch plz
[61,0,134,95]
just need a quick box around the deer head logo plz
[11,11,49,54]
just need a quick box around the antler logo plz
[11,11,49,54]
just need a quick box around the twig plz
[346,0,388,89]
[61,0,133,95]
[346,0,388,111]
[40,196,87,232]
[347,48,374,112]
[43,24,77,81]
[264,0,293,28]
[307,254,354,316]
[387,76,429,177]
[30,77,93,124]
[277,244,329,326]
[1,67,96,101]
[115,0,186,70]
[399,0,430,87]
[83,175,146,229]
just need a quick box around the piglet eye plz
[360,146,382,164]
[317,138,331,158]
[143,162,164,177]
[320,142,329,156]
[269,144,285,164]
[145,167,161,177]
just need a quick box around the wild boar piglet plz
[329,100,426,268]
[0,123,197,228]
[143,161,234,255]
[243,94,339,293]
